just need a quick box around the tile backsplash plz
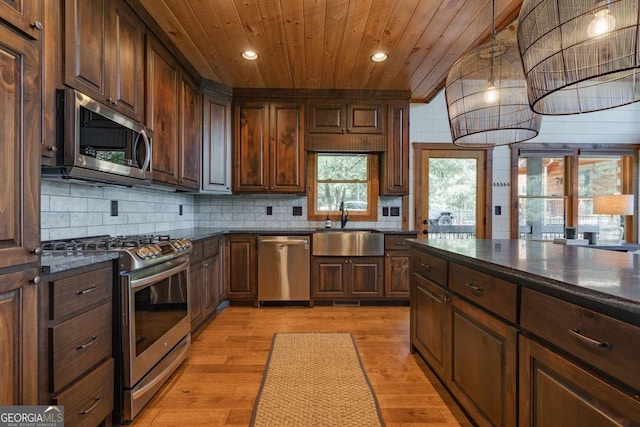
[41,181,404,240]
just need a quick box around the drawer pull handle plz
[464,282,483,292]
[569,329,609,349]
[420,262,431,271]
[394,241,407,246]
[76,336,98,350]
[76,284,98,295]
[439,295,450,303]
[80,397,101,415]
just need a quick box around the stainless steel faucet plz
[339,201,349,229]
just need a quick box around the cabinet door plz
[349,257,383,297]
[519,336,640,427]
[0,269,38,405]
[189,263,204,329]
[64,0,108,101]
[0,23,40,268]
[147,36,179,186]
[385,251,410,298]
[178,76,201,189]
[0,0,41,39]
[233,101,269,192]
[270,101,305,193]
[346,103,382,134]
[449,297,517,427]
[111,0,144,122]
[381,102,409,195]
[202,90,232,193]
[218,239,227,301]
[411,274,451,380]
[226,236,256,298]
[203,254,220,315]
[308,102,345,133]
[312,257,347,298]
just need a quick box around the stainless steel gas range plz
[43,234,193,424]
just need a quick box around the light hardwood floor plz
[130,306,471,426]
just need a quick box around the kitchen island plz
[408,239,640,427]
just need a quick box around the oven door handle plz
[129,261,189,290]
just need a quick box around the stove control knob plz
[150,245,161,256]
[137,247,151,259]
[173,240,183,250]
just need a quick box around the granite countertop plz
[408,239,640,324]
[163,227,418,241]
[41,228,418,274]
[41,251,120,275]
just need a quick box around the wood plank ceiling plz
[138,0,523,102]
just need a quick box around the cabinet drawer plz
[203,237,220,257]
[412,250,447,287]
[50,265,111,320]
[521,288,640,391]
[449,263,517,323]
[55,358,114,427]
[190,241,204,264]
[51,302,112,392]
[384,234,415,251]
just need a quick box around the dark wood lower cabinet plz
[226,235,257,301]
[449,296,517,427]
[190,237,222,330]
[519,335,640,427]
[384,251,411,298]
[189,262,204,329]
[312,256,383,299]
[40,262,114,426]
[410,273,450,380]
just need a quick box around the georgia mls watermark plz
[0,406,64,427]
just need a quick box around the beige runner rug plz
[250,332,385,427]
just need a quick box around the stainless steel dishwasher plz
[258,236,310,303]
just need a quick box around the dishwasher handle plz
[259,238,309,246]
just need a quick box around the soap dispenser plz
[324,214,331,229]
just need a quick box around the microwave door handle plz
[140,129,151,174]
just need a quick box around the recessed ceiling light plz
[370,52,388,62]
[241,50,259,60]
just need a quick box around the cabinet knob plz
[31,21,43,31]
[49,145,58,152]
[32,246,42,255]
[422,230,428,235]
[30,276,41,285]
[108,97,115,104]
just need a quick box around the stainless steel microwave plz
[42,89,152,186]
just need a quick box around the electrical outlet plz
[494,205,501,215]
[390,207,400,216]
[292,206,302,216]
[179,205,183,216]
[110,200,118,217]
[382,207,389,216]
[266,206,273,215]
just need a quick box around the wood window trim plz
[307,153,379,221]
[510,145,639,242]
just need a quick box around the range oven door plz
[121,257,191,389]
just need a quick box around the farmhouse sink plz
[312,230,384,256]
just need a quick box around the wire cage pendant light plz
[518,0,640,115]
[445,1,542,147]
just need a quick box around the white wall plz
[409,90,640,238]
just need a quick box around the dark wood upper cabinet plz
[233,99,305,193]
[308,101,382,134]
[0,0,41,40]
[147,35,179,186]
[64,0,144,122]
[270,101,305,193]
[178,76,201,189]
[0,21,40,269]
[381,102,409,195]
[202,89,232,194]
[110,0,145,122]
